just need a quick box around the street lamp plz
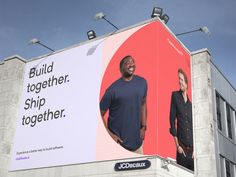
[175,26,211,36]
[29,38,55,52]
[94,12,119,30]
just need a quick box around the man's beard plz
[123,71,133,78]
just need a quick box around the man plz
[169,68,194,171]
[100,55,147,154]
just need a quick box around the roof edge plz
[190,48,211,56]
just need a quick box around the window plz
[234,164,236,177]
[226,103,232,139]
[225,159,231,177]
[220,156,225,177]
[216,93,222,130]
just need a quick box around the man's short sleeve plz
[100,89,112,111]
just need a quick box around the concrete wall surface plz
[0,56,26,177]
[191,49,217,177]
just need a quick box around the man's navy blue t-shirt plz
[100,75,147,151]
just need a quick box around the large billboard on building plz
[10,19,192,171]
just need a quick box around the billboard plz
[10,19,192,171]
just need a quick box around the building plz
[191,49,236,177]
[211,56,236,177]
[0,18,235,177]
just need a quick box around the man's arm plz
[173,136,186,156]
[100,110,107,127]
[169,93,177,136]
[100,110,123,144]
[169,93,185,156]
[140,97,147,140]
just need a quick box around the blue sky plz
[0,0,235,88]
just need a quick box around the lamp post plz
[175,26,211,36]
[29,38,55,52]
[94,12,119,30]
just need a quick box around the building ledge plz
[191,48,211,56]
[0,55,26,65]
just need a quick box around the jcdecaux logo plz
[114,160,151,171]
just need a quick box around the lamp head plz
[87,30,96,40]
[200,26,211,35]
[151,7,163,18]
[29,38,40,45]
[94,12,105,20]
[161,14,169,24]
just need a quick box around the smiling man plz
[100,55,147,154]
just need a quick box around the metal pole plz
[38,42,55,52]
[175,28,201,36]
[102,17,119,30]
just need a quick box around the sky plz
[0,0,235,88]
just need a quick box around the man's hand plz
[108,129,123,144]
[140,127,146,140]
[177,146,186,157]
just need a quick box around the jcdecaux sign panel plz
[10,19,191,170]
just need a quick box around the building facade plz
[191,49,236,177]
[0,21,235,177]
[211,59,236,177]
